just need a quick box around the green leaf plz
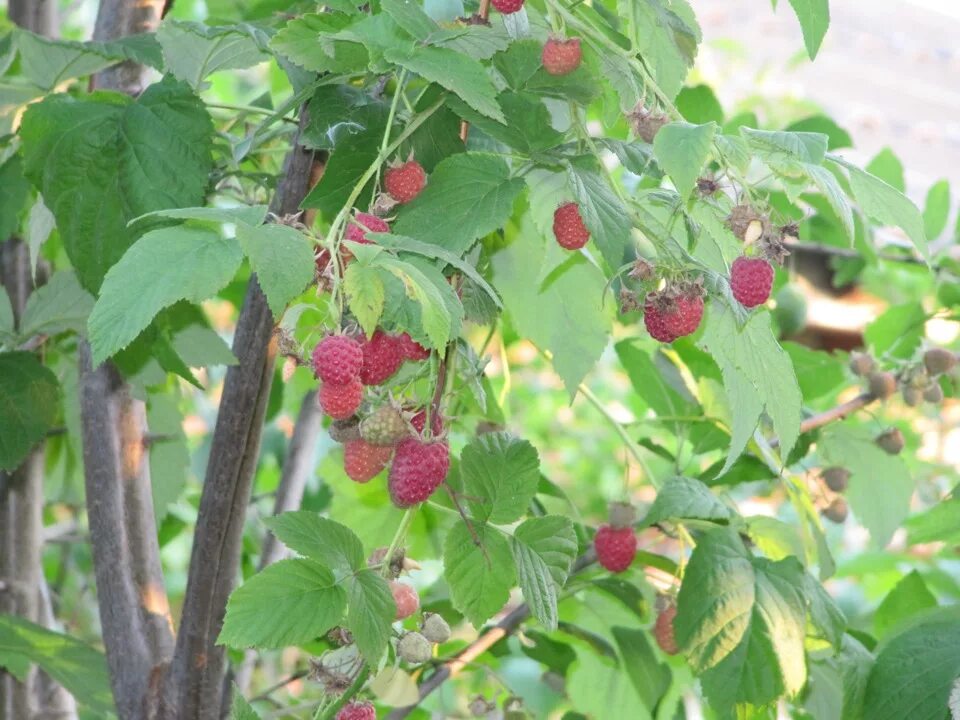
[567,157,633,269]
[873,570,937,639]
[786,0,829,59]
[612,627,671,711]
[675,529,808,710]
[344,263,386,337]
[699,305,802,472]
[615,341,697,418]
[832,157,927,257]
[567,644,653,720]
[135,205,268,227]
[393,153,524,255]
[446,91,564,153]
[805,162,855,245]
[229,686,262,720]
[382,0,438,40]
[922,179,950,241]
[87,227,243,365]
[444,523,516,627]
[676,84,724,125]
[429,25,510,60]
[170,323,237,368]
[818,425,913,548]
[236,224,314,318]
[804,635,872,720]
[219,559,347,649]
[375,256,452,349]
[600,53,643,112]
[0,155,29,241]
[0,353,59,471]
[786,115,852,150]
[147,391,189,523]
[510,516,578,630]
[269,13,369,74]
[263,512,364,575]
[863,608,960,720]
[865,147,905,191]
[0,288,13,344]
[0,615,114,714]
[643,476,734,526]
[19,78,214,291]
[624,0,700,100]
[864,302,926,360]
[157,21,270,88]
[384,45,504,122]
[742,127,827,171]
[347,569,396,663]
[19,271,95,340]
[460,432,541,525]
[905,497,960,545]
[653,121,717,198]
[783,341,845,401]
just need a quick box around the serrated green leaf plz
[157,21,269,88]
[19,271,94,340]
[460,432,541,524]
[600,53,643,113]
[612,627,671,711]
[567,645,652,720]
[264,512,365,574]
[429,25,510,60]
[805,162,855,245]
[447,91,564,153]
[219,559,347,649]
[783,341,845,401]
[229,686,261,720]
[786,0,829,60]
[0,615,114,714]
[567,157,633,269]
[643,476,734,526]
[615,341,698,418]
[134,205,268,227]
[344,263,385,337]
[385,45,503,122]
[347,569,396,664]
[805,635,872,720]
[863,608,960,720]
[818,426,913,548]
[236,224,314,318]
[270,13,369,74]
[624,0,700,100]
[444,523,515,627]
[171,323,237,368]
[0,352,59,472]
[675,529,807,710]
[392,152,524,255]
[510,516,577,629]
[87,227,243,365]
[922,179,950,241]
[0,155,29,242]
[874,570,937,639]
[382,0,438,40]
[653,121,717,198]
[699,305,802,472]
[375,256,451,349]
[905,497,960,545]
[19,78,213,292]
[864,301,926,359]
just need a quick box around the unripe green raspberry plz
[360,404,411,446]
[924,347,957,376]
[823,496,848,524]
[868,371,897,399]
[875,428,905,455]
[849,351,875,377]
[902,385,923,407]
[421,613,451,644]
[397,631,432,664]
[924,382,944,403]
[821,467,850,493]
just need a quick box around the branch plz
[769,392,876,448]
[169,112,317,720]
[385,550,597,720]
[91,0,163,94]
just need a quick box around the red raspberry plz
[384,160,426,204]
[388,438,450,508]
[336,701,375,720]
[491,0,524,13]
[391,581,420,620]
[359,330,406,385]
[397,332,431,361]
[662,294,703,339]
[344,212,389,244]
[730,256,774,308]
[319,378,363,420]
[410,408,444,437]
[643,298,675,343]
[542,38,582,76]
[552,202,590,250]
[312,335,363,384]
[343,439,393,482]
[594,524,636,573]
[653,604,680,655]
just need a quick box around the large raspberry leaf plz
[18,270,95,341]
[675,529,811,711]
[652,121,717,199]
[443,523,516,628]
[818,426,913,548]
[19,78,213,292]
[344,263,386,337]
[460,432,540,525]
[219,559,347,649]
[617,0,699,101]
[803,636,872,720]
[873,571,937,640]
[784,0,830,60]
[236,223,315,318]
[642,476,736,528]
[0,352,59,471]
[264,511,365,575]
[156,21,270,89]
[346,569,396,664]
[509,516,577,630]
[269,14,369,76]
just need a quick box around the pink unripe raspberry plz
[391,581,420,620]
[542,38,582,76]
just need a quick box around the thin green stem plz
[314,666,372,720]
[382,508,416,578]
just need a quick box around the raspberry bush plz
[1,1,958,720]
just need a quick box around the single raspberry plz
[594,524,636,573]
[397,332,431,361]
[541,38,582,76]
[336,701,375,720]
[730,256,774,308]
[848,352,875,377]
[727,204,769,243]
[421,613,451,644]
[360,404,411,446]
[821,467,850,493]
[391,581,420,620]
[384,160,426,204]
[868,371,897,399]
[924,382,944,403]
[312,335,364,385]
[643,298,675,343]
[410,408,444,437]
[875,428,904,455]
[397,631,432,664]
[552,202,590,250]
[902,385,923,407]
[388,438,450,508]
[823,496,848,524]
[653,605,679,655]
[924,347,957,376]
[627,104,668,143]
[344,212,389,245]
[359,330,406,385]
[319,378,363,420]
[491,0,524,14]
[343,439,393,483]
[662,293,704,338]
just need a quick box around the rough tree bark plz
[169,121,317,720]
[77,2,174,719]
